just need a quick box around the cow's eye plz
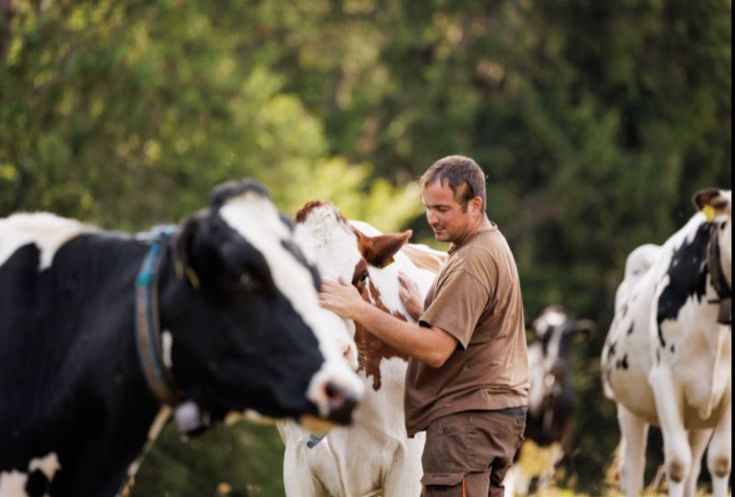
[353,270,369,287]
[239,272,262,292]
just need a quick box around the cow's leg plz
[683,428,712,497]
[383,443,423,497]
[648,366,689,497]
[707,391,732,497]
[501,464,520,497]
[281,443,325,497]
[617,404,648,497]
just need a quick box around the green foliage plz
[1,0,730,494]
[131,420,285,497]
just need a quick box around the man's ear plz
[470,196,484,215]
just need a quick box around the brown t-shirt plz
[404,226,529,437]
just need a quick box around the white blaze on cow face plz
[217,193,364,416]
[294,206,364,283]
[293,205,363,367]
[0,213,94,270]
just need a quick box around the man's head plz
[419,155,487,243]
[420,155,487,211]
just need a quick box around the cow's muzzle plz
[301,381,362,433]
[324,380,361,425]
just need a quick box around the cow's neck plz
[354,323,409,392]
[7,234,166,496]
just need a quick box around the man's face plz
[421,180,479,243]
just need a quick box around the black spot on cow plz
[620,303,628,319]
[670,344,675,354]
[626,324,634,335]
[606,341,617,360]
[656,349,660,364]
[616,354,629,370]
[657,223,711,346]
[25,468,49,497]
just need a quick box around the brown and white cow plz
[277,201,446,497]
[602,188,731,497]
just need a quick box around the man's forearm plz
[353,301,455,368]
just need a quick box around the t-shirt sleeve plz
[419,268,490,349]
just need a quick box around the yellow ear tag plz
[186,267,201,289]
[174,259,185,281]
[702,205,716,222]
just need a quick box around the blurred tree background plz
[1,0,730,495]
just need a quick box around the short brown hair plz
[420,155,487,210]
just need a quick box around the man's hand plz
[319,279,367,321]
[398,271,423,322]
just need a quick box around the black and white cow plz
[0,180,364,497]
[504,305,594,496]
[602,188,731,497]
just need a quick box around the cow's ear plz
[576,319,596,335]
[174,216,204,289]
[572,319,596,344]
[363,230,412,268]
[692,188,724,219]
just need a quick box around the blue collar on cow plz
[706,221,732,325]
[135,225,182,406]
[306,433,326,448]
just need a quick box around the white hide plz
[0,213,94,270]
[601,190,732,497]
[219,193,364,418]
[279,204,439,497]
[0,453,61,497]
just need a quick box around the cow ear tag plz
[185,268,200,289]
[174,259,201,289]
[702,205,716,221]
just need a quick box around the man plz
[319,154,529,497]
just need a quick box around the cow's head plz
[527,305,595,415]
[293,201,415,388]
[693,188,732,303]
[159,181,363,429]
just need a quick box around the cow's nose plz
[324,381,361,425]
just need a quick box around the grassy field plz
[130,419,728,497]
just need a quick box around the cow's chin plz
[299,414,342,435]
[224,409,278,427]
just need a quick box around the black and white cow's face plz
[163,181,363,425]
[527,306,594,414]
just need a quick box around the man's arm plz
[319,279,457,368]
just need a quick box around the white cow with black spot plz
[601,188,731,497]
